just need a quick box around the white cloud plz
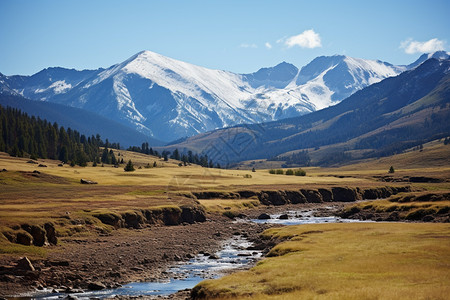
[265,42,272,49]
[285,29,322,49]
[400,38,445,54]
[240,43,257,48]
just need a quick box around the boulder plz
[88,281,106,290]
[80,179,98,184]
[17,257,35,271]
[257,213,271,220]
[278,214,289,220]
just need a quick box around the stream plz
[27,208,366,299]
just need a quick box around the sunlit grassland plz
[0,149,373,230]
[198,198,260,215]
[193,222,450,299]
[0,141,449,259]
[1,143,448,228]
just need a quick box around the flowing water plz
[25,208,366,299]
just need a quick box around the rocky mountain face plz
[1,50,422,142]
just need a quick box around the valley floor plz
[0,143,449,299]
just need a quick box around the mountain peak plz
[407,51,450,69]
[245,61,298,88]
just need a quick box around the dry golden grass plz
[0,141,449,257]
[1,143,448,229]
[198,198,260,216]
[193,222,450,299]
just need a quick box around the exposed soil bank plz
[0,214,271,298]
[193,185,412,205]
[339,192,450,222]
[0,202,347,298]
[2,186,411,250]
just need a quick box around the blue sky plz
[0,0,449,75]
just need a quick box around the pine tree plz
[389,166,395,173]
[172,148,180,160]
[124,160,135,172]
[59,146,69,163]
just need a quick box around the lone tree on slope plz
[124,160,135,172]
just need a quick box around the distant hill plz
[164,58,450,166]
[0,94,162,147]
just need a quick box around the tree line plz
[0,105,111,166]
[127,142,219,168]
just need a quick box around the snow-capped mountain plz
[407,50,450,69]
[1,50,433,142]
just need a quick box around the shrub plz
[276,169,284,175]
[243,174,252,178]
[269,169,276,174]
[223,211,238,219]
[294,169,306,176]
[285,169,294,176]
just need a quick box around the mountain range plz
[3,51,445,142]
[163,57,450,166]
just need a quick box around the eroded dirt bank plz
[0,214,268,298]
[0,202,348,298]
[0,184,413,298]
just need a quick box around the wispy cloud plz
[265,42,272,49]
[400,38,445,54]
[284,29,322,49]
[240,43,257,48]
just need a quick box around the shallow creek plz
[28,208,365,299]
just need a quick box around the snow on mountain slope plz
[5,67,102,101]
[2,50,412,142]
[407,50,450,69]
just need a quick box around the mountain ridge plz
[0,50,422,142]
[163,57,450,166]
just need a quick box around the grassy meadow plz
[0,140,449,292]
[193,222,450,299]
